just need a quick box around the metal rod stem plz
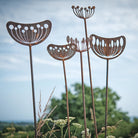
[105,59,109,138]
[29,46,37,138]
[62,60,70,138]
[80,52,87,138]
[83,18,98,138]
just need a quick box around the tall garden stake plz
[90,34,126,138]
[6,20,52,138]
[72,5,98,138]
[67,36,91,137]
[47,43,76,138]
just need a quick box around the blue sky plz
[0,0,138,121]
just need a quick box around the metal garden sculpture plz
[47,43,76,138]
[72,5,98,138]
[67,36,91,138]
[6,20,52,138]
[6,3,126,138]
[90,34,126,137]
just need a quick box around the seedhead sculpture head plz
[67,36,90,52]
[6,20,52,46]
[90,34,126,60]
[47,44,76,61]
[72,5,95,19]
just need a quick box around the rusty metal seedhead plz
[90,34,126,60]
[47,44,76,61]
[72,5,95,19]
[67,36,90,52]
[6,20,52,138]
[6,20,52,46]
[47,43,77,138]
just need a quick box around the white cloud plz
[33,57,60,66]
[3,73,63,82]
[0,54,28,70]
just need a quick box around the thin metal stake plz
[66,36,89,137]
[90,34,126,138]
[84,19,98,138]
[47,44,76,138]
[62,60,70,138]
[105,59,109,138]
[29,46,37,138]
[80,52,87,138]
[6,20,52,138]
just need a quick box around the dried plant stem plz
[49,124,56,138]
[37,89,57,137]
[47,105,57,119]
[44,87,56,112]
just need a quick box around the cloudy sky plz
[0,0,138,121]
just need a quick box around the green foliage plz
[0,122,11,131]
[6,126,15,134]
[112,121,131,137]
[50,83,130,137]
[25,125,34,131]
[14,125,25,132]
[130,118,138,136]
[1,122,34,138]
[40,117,82,138]
[0,131,2,137]
[1,83,137,137]
[1,131,34,138]
[112,118,138,137]
[1,122,34,134]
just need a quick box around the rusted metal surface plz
[47,44,76,60]
[67,36,90,52]
[47,43,76,138]
[90,34,126,60]
[105,59,109,138]
[90,34,126,138]
[67,36,89,138]
[72,5,95,19]
[6,20,52,138]
[6,20,51,46]
[72,5,98,138]
[29,46,37,138]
